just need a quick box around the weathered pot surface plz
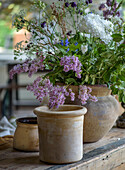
[34,105,87,164]
[83,95,123,142]
[64,85,123,142]
[13,117,39,151]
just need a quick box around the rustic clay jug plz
[13,117,39,151]
[65,85,123,142]
[34,105,87,164]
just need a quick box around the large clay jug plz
[65,85,124,142]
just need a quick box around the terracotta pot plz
[34,105,87,164]
[13,117,39,151]
[64,85,123,142]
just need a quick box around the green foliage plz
[12,0,125,103]
[0,20,14,48]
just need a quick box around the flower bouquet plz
[10,0,125,109]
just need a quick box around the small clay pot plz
[13,117,39,151]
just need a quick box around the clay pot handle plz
[114,95,125,116]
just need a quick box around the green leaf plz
[100,51,113,58]
[119,75,125,81]
[65,78,77,85]
[85,74,89,83]
[112,34,123,42]
[118,90,124,102]
[122,94,125,103]
[103,70,111,82]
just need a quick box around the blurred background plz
[0,0,125,118]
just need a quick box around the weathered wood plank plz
[0,127,125,170]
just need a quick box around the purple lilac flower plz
[71,2,77,7]
[65,2,69,7]
[41,21,46,28]
[99,0,120,19]
[106,0,112,7]
[116,11,120,17]
[9,56,45,79]
[99,3,105,10]
[86,0,92,5]
[86,1,89,5]
[60,55,82,78]
[78,85,98,105]
[88,0,92,3]
[27,78,75,109]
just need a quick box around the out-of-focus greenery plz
[0,0,125,48]
[0,0,33,48]
[0,20,14,48]
[0,0,33,20]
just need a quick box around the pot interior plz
[17,117,37,124]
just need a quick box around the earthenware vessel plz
[65,85,123,142]
[34,105,87,164]
[13,117,39,151]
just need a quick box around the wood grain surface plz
[0,127,125,170]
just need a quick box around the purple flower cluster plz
[41,21,46,28]
[99,0,120,19]
[78,85,98,105]
[27,77,75,109]
[9,56,45,79]
[60,55,82,78]
[86,0,92,5]
[65,2,77,8]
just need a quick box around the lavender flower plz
[88,0,92,3]
[99,4,105,10]
[9,57,45,79]
[60,55,82,78]
[86,0,92,5]
[65,2,69,7]
[78,85,98,105]
[71,2,77,7]
[41,21,46,28]
[27,78,75,109]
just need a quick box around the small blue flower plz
[65,39,69,43]
[65,39,69,46]
[66,48,69,52]
[60,40,64,46]
[74,42,78,46]
[75,49,78,52]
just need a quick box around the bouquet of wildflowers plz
[10,0,125,108]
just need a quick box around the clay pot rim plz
[34,105,87,117]
[16,117,38,127]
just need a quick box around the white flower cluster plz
[79,13,114,44]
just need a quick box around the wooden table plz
[0,127,125,170]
